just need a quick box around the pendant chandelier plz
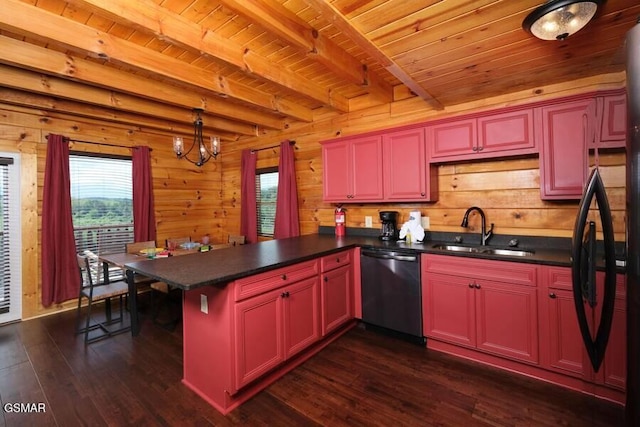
[173,108,220,167]
[523,0,605,41]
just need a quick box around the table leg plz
[126,269,140,336]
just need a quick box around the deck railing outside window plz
[73,223,134,282]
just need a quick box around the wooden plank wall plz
[0,72,627,319]
[0,103,223,319]
[221,74,627,243]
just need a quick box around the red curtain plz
[240,149,258,243]
[41,134,80,307]
[132,146,156,243]
[274,140,300,239]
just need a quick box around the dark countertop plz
[125,234,357,290]
[125,232,604,291]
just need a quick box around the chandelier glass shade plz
[173,108,219,166]
[523,0,604,41]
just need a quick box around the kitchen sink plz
[480,248,535,257]
[431,244,481,253]
[431,244,534,257]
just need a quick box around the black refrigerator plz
[626,17,640,426]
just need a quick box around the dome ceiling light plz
[523,0,605,41]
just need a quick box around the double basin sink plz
[431,244,534,257]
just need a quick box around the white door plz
[0,153,21,324]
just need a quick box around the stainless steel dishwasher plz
[360,248,424,343]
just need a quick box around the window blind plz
[256,169,278,237]
[69,155,133,257]
[0,162,11,314]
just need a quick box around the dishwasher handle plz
[361,250,418,262]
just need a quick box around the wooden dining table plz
[99,245,232,336]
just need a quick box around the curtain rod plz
[46,134,148,151]
[251,140,296,153]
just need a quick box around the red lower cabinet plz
[234,276,320,390]
[540,266,626,391]
[320,250,354,336]
[321,264,352,336]
[423,254,539,364]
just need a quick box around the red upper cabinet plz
[596,93,626,148]
[538,98,596,200]
[428,108,536,162]
[428,118,477,160]
[321,135,383,203]
[383,127,438,202]
[478,109,536,155]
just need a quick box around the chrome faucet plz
[461,206,494,246]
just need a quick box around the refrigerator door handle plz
[571,168,617,373]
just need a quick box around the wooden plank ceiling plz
[1,0,639,143]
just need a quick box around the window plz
[69,154,133,257]
[0,154,21,324]
[256,167,278,237]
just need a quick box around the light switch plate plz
[365,216,373,228]
[200,294,208,314]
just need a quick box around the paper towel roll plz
[409,211,421,226]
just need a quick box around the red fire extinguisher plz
[335,206,345,237]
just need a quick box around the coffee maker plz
[379,211,399,241]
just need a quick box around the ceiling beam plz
[0,0,313,123]
[0,87,244,140]
[65,0,350,112]
[0,35,284,131]
[304,0,444,111]
[219,0,393,103]
[0,64,255,139]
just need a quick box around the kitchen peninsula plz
[125,234,362,414]
[123,232,623,415]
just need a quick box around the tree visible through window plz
[69,154,133,256]
[256,167,278,237]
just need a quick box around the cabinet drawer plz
[423,254,537,287]
[544,265,626,297]
[234,259,319,301]
[320,250,351,272]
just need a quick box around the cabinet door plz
[474,279,539,364]
[321,264,352,336]
[423,272,476,347]
[383,128,426,199]
[538,98,595,200]
[543,287,589,379]
[283,276,321,359]
[383,128,436,201]
[322,140,351,202]
[595,272,626,390]
[478,109,536,155]
[234,289,284,390]
[540,267,589,379]
[597,94,626,148]
[350,135,384,201]
[428,118,477,161]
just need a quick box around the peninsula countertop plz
[124,233,587,291]
[124,234,358,290]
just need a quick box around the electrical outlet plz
[200,294,208,314]
[365,216,373,227]
[421,216,430,230]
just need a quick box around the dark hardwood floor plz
[0,301,625,426]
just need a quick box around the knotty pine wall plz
[221,73,627,243]
[0,104,223,319]
[0,72,627,320]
